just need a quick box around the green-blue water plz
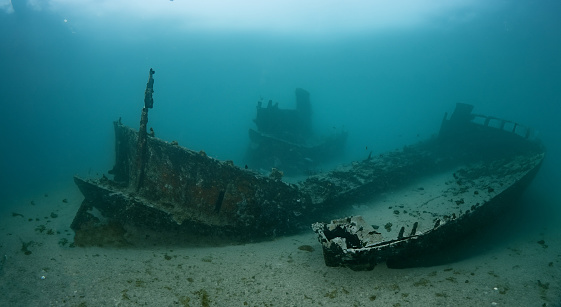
[1,1,559,228]
[0,1,560,305]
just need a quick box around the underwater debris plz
[269,168,284,180]
[20,240,35,255]
[384,222,393,232]
[537,240,548,249]
[58,238,69,247]
[298,245,315,252]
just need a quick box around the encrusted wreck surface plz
[71,70,544,256]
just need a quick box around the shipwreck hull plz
[72,119,445,244]
[72,122,314,244]
[71,71,544,262]
[311,103,545,270]
[312,150,543,270]
[71,103,544,247]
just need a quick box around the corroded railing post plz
[135,68,155,191]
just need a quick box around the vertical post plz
[135,68,155,191]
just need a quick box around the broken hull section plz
[311,103,545,270]
[312,151,543,270]
[72,122,312,244]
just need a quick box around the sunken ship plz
[245,88,347,176]
[71,69,544,269]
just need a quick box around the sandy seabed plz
[0,182,559,307]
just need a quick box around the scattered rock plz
[537,240,548,249]
[384,222,392,232]
[298,245,314,252]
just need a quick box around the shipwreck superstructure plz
[246,88,347,175]
[71,70,544,269]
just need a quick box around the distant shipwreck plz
[71,69,544,270]
[245,88,347,175]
